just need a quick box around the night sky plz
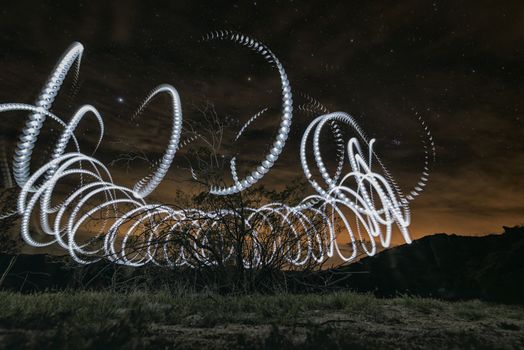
[0,0,523,241]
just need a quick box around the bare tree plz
[0,143,21,287]
[105,102,330,293]
[0,140,20,255]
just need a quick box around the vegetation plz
[0,188,19,255]
[0,105,522,349]
[108,102,335,294]
[0,290,522,349]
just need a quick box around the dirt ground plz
[146,306,524,349]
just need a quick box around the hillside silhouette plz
[339,226,524,303]
[0,226,522,303]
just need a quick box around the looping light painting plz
[0,32,435,267]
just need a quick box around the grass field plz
[0,291,522,349]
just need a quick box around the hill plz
[0,227,522,303]
[337,226,524,303]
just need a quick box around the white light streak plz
[0,35,434,267]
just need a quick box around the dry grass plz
[0,290,522,349]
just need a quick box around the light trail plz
[0,34,432,267]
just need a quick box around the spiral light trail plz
[0,34,432,267]
[13,42,84,190]
[203,31,293,196]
